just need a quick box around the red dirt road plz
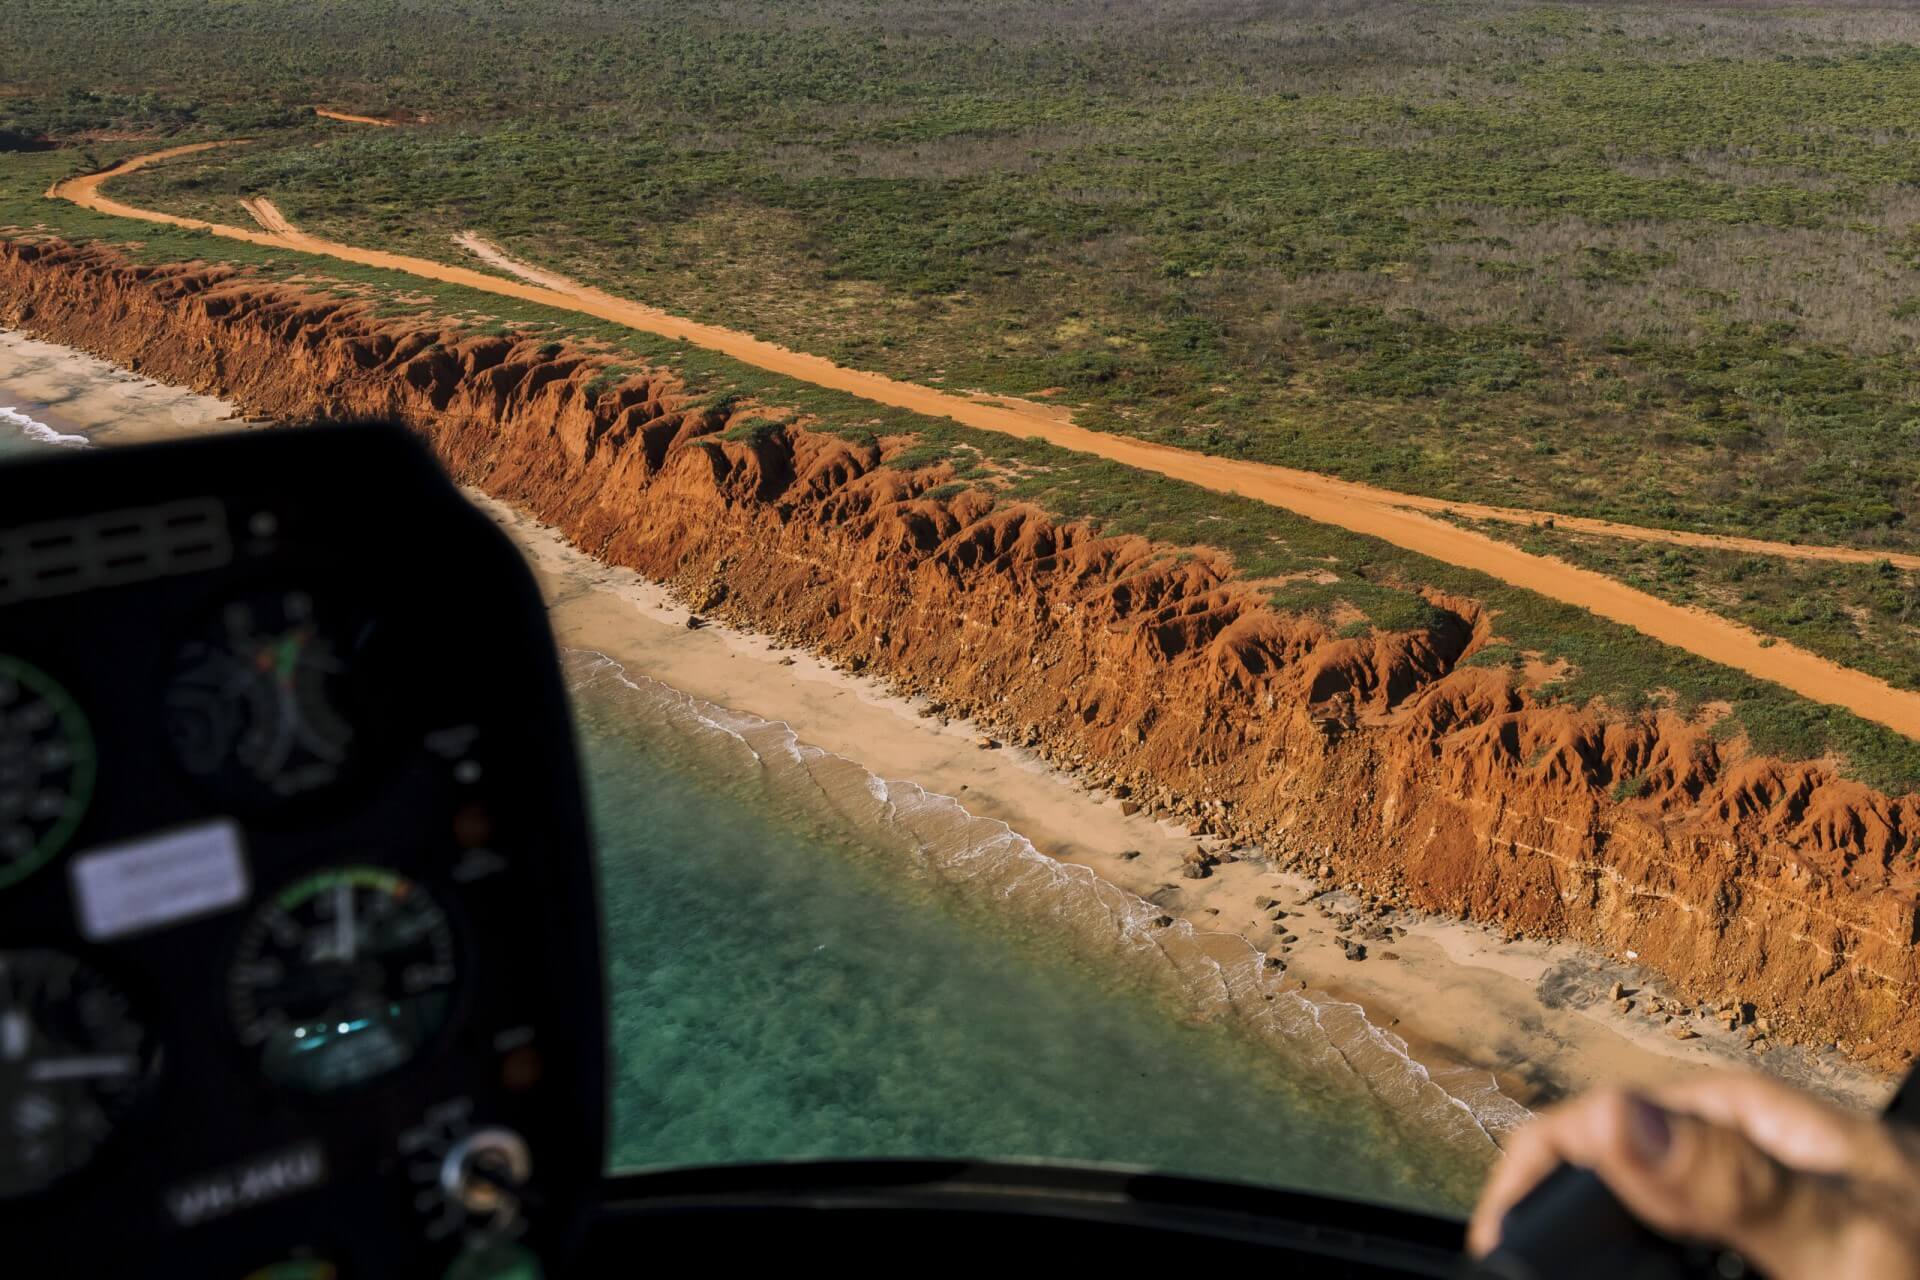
[313,107,396,127]
[47,146,1920,742]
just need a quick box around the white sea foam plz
[0,406,89,448]
[563,648,1532,1157]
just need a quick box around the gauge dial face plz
[166,590,364,806]
[229,867,458,1094]
[0,657,96,891]
[0,950,157,1198]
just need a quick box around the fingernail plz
[1626,1095,1672,1166]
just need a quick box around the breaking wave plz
[1,405,88,448]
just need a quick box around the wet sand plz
[0,326,1893,1120]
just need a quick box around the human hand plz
[1467,1072,1920,1279]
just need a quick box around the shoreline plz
[0,324,1894,1122]
[0,328,242,444]
[490,491,1888,1113]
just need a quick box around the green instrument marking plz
[0,655,97,891]
[272,865,407,911]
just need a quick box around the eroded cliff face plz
[5,238,1917,1068]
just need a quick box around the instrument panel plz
[0,425,604,1277]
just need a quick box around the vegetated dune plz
[44,148,1920,742]
[4,237,1915,1072]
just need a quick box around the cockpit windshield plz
[2,0,1913,1238]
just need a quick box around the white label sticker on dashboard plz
[163,1141,327,1228]
[70,820,250,941]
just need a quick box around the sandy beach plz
[0,325,1894,1121]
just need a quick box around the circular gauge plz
[0,949,158,1198]
[228,867,458,1094]
[165,589,368,806]
[0,657,97,891]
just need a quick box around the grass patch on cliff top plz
[5,147,1920,795]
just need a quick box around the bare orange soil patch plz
[239,196,294,234]
[313,107,396,127]
[46,146,1920,741]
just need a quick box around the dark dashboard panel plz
[0,425,604,1278]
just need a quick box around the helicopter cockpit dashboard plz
[1,426,604,1276]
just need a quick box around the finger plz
[1648,1071,1891,1177]
[1541,1091,1856,1277]
[1466,1085,1867,1267]
[1467,1087,1667,1255]
[1473,1068,1867,1227]
[1467,1114,1572,1255]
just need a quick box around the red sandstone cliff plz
[3,237,1916,1068]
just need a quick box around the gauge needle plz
[335,883,356,962]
